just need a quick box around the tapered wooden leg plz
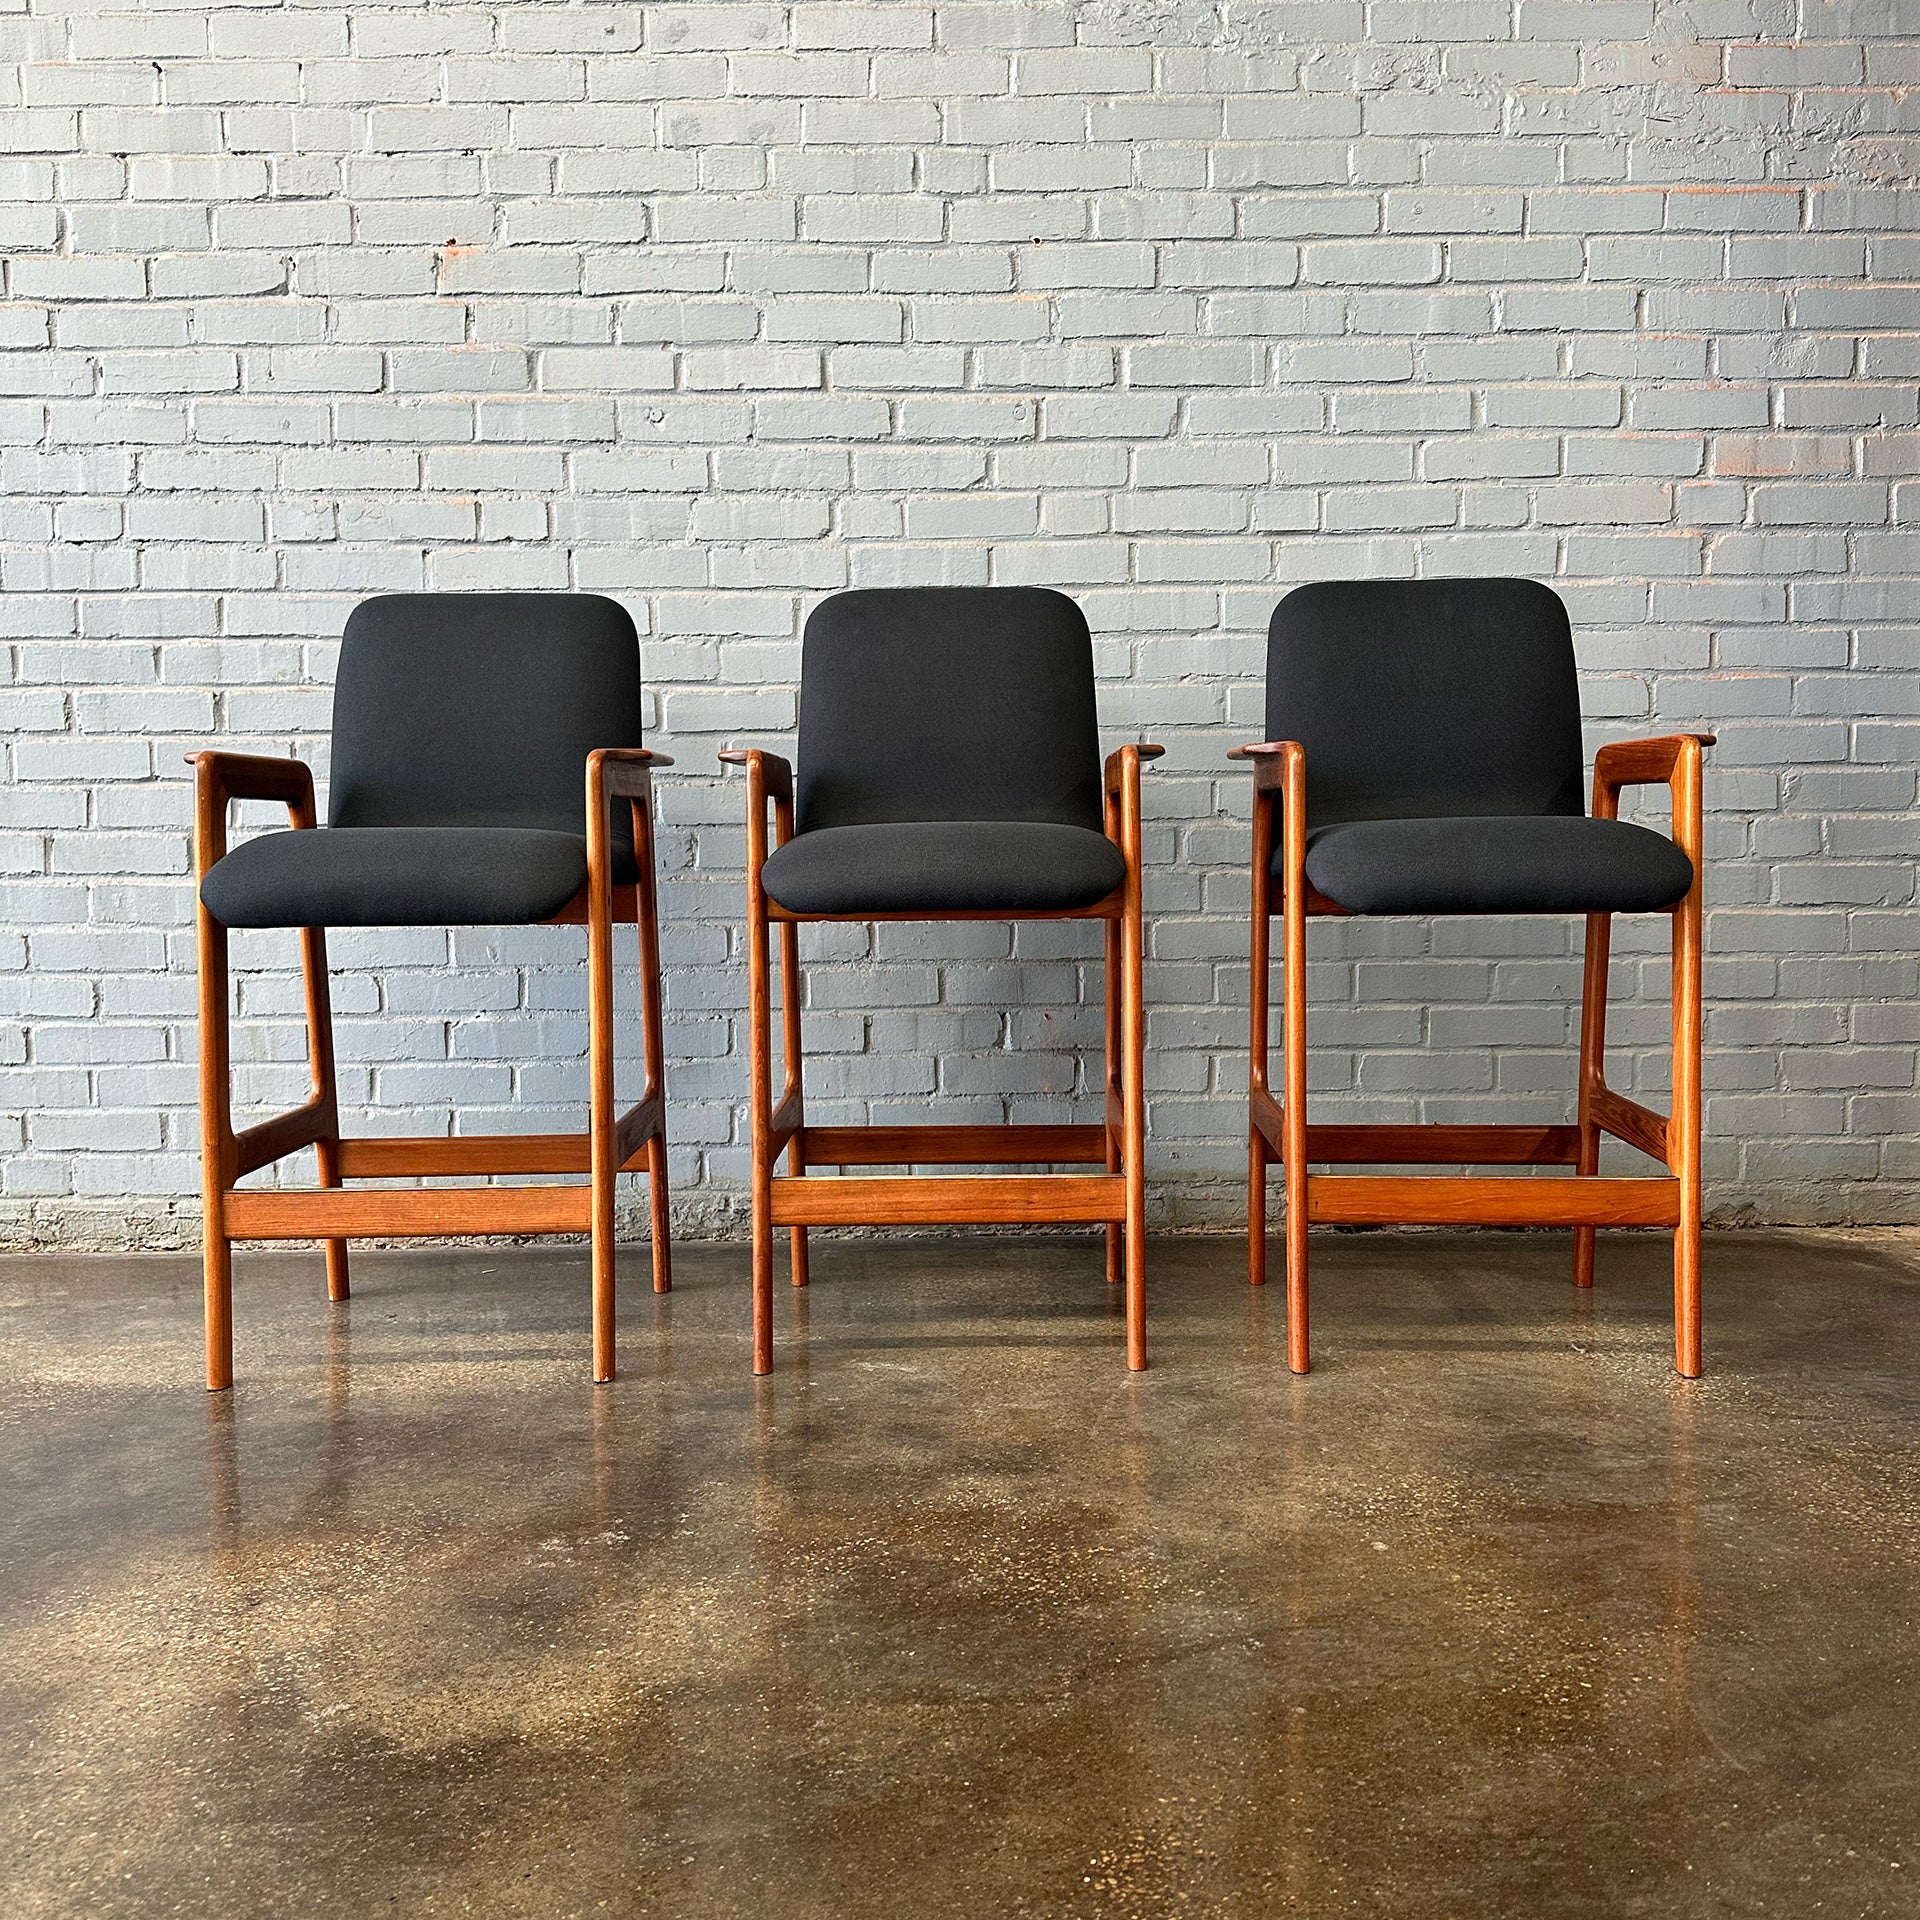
[1249,1129,1268,1286]
[587,863,619,1384]
[1671,828,1704,1379]
[1104,913,1123,1286]
[1573,910,1611,1290]
[778,919,809,1289]
[634,798,672,1295]
[1280,753,1310,1375]
[579,833,618,1390]
[1248,789,1273,1290]
[198,908,236,1392]
[747,891,775,1375]
[1119,764,1147,1371]
[299,925,350,1303]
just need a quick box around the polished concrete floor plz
[3,1229,1919,1919]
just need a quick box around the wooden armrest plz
[1103,742,1166,794]
[1591,734,1710,851]
[717,746,794,803]
[588,745,671,800]
[189,750,318,878]
[1594,733,1715,791]
[1228,740,1302,795]
[187,750,316,808]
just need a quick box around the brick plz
[0,4,1908,1240]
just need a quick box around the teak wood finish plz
[192,746,673,1391]
[721,743,1161,1375]
[1236,732,1713,1378]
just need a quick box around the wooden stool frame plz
[721,744,1162,1375]
[1236,732,1713,1378]
[192,746,673,1391]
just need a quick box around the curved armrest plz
[1591,732,1711,865]
[188,750,317,809]
[588,745,672,802]
[1103,742,1165,795]
[717,746,794,804]
[188,750,317,876]
[1228,740,1303,796]
[1593,733,1714,794]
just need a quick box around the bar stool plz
[192,592,672,1388]
[721,586,1160,1373]
[1234,578,1710,1375]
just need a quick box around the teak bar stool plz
[1234,579,1711,1376]
[720,586,1161,1374]
[192,592,672,1389]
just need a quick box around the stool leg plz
[635,798,672,1295]
[779,918,808,1290]
[1671,856,1705,1379]
[587,865,618,1384]
[1573,911,1611,1290]
[300,925,350,1303]
[748,882,775,1376]
[1248,787,1273,1291]
[1119,762,1147,1371]
[1280,752,1310,1375]
[1104,912,1123,1287]
[198,908,236,1392]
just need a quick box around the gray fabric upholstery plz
[1294,815,1694,916]
[199,592,646,929]
[761,821,1126,916]
[201,825,638,930]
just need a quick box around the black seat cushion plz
[200,826,637,929]
[1294,814,1694,916]
[761,821,1125,916]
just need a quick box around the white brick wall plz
[3,0,1917,1244]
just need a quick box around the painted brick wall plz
[3,0,1916,1246]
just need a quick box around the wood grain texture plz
[769,1174,1126,1228]
[225,1186,594,1239]
[1309,1175,1681,1229]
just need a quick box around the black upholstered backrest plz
[328,593,645,837]
[1266,578,1586,827]
[795,587,1106,834]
